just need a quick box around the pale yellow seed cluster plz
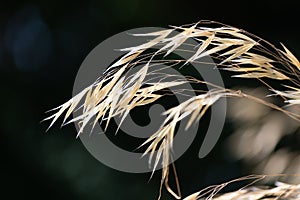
[45,21,300,200]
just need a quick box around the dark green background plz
[1,0,300,199]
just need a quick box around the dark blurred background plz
[1,0,300,199]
